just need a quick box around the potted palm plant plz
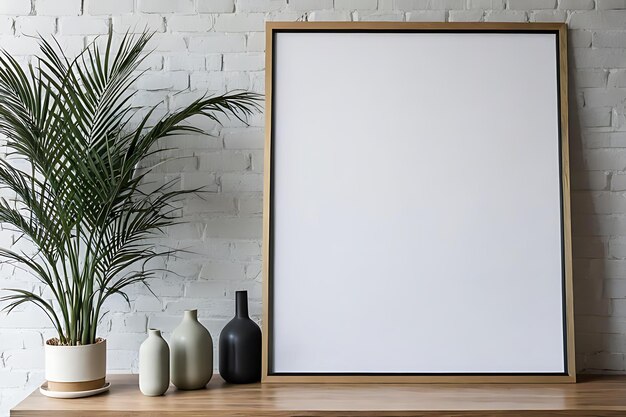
[0,31,260,394]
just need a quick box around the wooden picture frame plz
[262,22,576,383]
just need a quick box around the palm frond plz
[0,30,262,345]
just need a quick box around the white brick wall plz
[0,0,624,415]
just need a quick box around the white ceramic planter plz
[44,338,107,392]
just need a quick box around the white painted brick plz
[237,0,285,12]
[573,236,606,258]
[508,0,557,9]
[15,16,56,36]
[612,173,626,191]
[110,314,147,333]
[185,195,236,214]
[164,298,233,316]
[231,241,261,259]
[189,34,246,53]
[107,349,137,370]
[86,0,134,15]
[428,0,465,8]
[448,10,484,21]
[0,370,28,388]
[249,70,264,93]
[597,0,626,8]
[107,333,146,350]
[609,70,626,88]
[37,0,80,16]
[572,191,626,214]
[573,213,626,236]
[394,0,429,8]
[570,30,592,47]
[605,132,626,148]
[160,132,222,150]
[137,0,194,13]
[197,0,235,13]
[113,15,165,33]
[530,10,567,21]
[181,172,219,190]
[4,347,44,368]
[288,0,334,10]
[584,149,626,170]
[581,107,613,127]
[100,294,132,313]
[354,11,405,20]
[167,15,214,32]
[203,217,262,239]
[605,279,626,298]
[558,0,595,9]
[266,10,307,20]
[583,89,626,107]
[133,295,163,312]
[191,71,250,92]
[587,352,624,371]
[573,48,626,68]
[238,196,263,214]
[335,0,377,9]
[308,10,352,20]
[167,91,208,109]
[0,36,40,55]
[613,300,626,319]
[406,10,447,21]
[598,334,626,353]
[247,152,262,174]
[148,314,180,332]
[134,71,188,90]
[223,127,263,149]
[596,259,626,279]
[246,31,265,52]
[199,261,245,280]
[467,0,505,8]
[213,13,265,32]
[220,173,263,192]
[0,16,12,34]
[572,171,609,190]
[223,53,264,71]
[484,10,528,21]
[59,17,109,35]
[186,280,230,298]
[0,0,30,15]
[146,33,186,52]
[165,53,206,71]
[610,237,626,257]
[569,11,626,29]
[197,151,250,171]
[594,31,626,48]
[205,54,222,70]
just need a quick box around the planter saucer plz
[40,381,111,399]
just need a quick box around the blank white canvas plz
[271,32,564,373]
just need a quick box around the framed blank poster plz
[262,22,575,383]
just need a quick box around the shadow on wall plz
[568,30,624,375]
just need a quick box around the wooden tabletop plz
[11,374,626,417]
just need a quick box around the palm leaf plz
[0,30,262,345]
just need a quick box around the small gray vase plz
[170,309,213,390]
[139,329,170,396]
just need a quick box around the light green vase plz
[170,309,213,390]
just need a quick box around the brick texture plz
[0,1,624,416]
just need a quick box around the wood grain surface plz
[11,374,626,416]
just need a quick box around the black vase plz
[219,290,262,383]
